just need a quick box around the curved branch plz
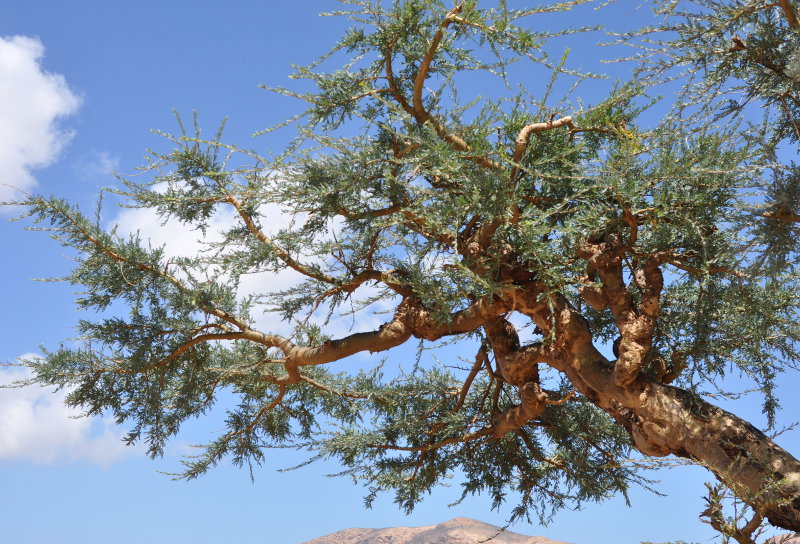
[413,4,463,119]
[242,294,511,366]
[150,332,247,372]
[510,115,575,180]
[388,5,503,172]
[484,317,552,385]
[315,269,411,301]
[452,346,488,414]
[400,209,456,247]
[224,194,336,284]
[385,42,415,117]
[578,231,664,386]
[490,382,549,438]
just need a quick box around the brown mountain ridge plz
[300,517,573,544]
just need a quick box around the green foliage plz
[9,0,800,532]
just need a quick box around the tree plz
[9,0,800,537]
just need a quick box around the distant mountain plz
[300,517,573,544]
[766,535,800,544]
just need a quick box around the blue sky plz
[1,1,799,543]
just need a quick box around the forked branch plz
[386,4,503,171]
[413,4,463,119]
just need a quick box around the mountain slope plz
[300,517,573,544]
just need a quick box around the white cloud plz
[76,150,120,181]
[113,204,239,258]
[111,202,396,338]
[0,360,132,466]
[112,202,305,336]
[0,35,81,201]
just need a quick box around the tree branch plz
[387,5,504,172]
[483,317,552,386]
[224,194,336,284]
[778,0,800,29]
[240,294,511,366]
[315,269,412,300]
[490,381,549,438]
[510,115,575,180]
[53,201,246,329]
[384,41,415,116]
[413,4,463,120]
[141,332,248,374]
[577,226,663,386]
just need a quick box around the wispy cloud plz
[0,360,133,467]
[111,201,394,339]
[75,150,120,181]
[112,202,304,336]
[0,35,81,201]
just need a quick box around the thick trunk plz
[637,382,800,531]
[575,356,800,531]
[508,287,800,532]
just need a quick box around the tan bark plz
[242,293,512,367]
[498,283,800,532]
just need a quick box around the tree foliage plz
[9,0,800,539]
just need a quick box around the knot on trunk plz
[615,350,644,387]
[492,382,548,438]
[630,418,671,457]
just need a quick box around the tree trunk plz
[508,286,800,532]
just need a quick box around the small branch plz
[516,427,582,481]
[384,42,415,116]
[225,194,336,284]
[546,389,575,406]
[314,269,411,302]
[298,374,369,400]
[510,116,575,179]
[367,428,492,453]
[452,346,489,414]
[225,385,287,440]
[413,4,464,120]
[392,5,503,172]
[508,115,575,224]
[778,95,800,140]
[761,209,800,223]
[56,203,245,329]
[146,332,248,373]
[727,36,786,76]
[337,202,404,220]
[400,209,456,247]
[664,257,746,280]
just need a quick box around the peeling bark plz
[497,282,800,532]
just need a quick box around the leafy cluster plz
[9,0,800,533]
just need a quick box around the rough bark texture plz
[228,179,800,532]
[245,254,800,530]
[493,281,800,532]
